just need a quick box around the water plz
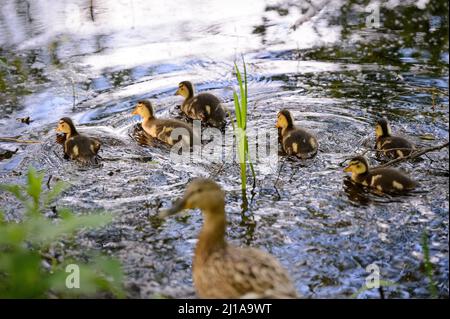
[0,0,448,298]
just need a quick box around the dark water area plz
[0,0,448,298]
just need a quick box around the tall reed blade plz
[232,57,256,193]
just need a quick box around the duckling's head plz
[276,109,294,129]
[132,100,155,120]
[175,81,194,99]
[375,118,392,138]
[161,179,225,217]
[344,156,370,175]
[56,117,78,136]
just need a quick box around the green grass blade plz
[233,91,242,127]
[234,62,246,129]
[422,232,438,298]
[244,136,256,182]
[242,56,248,130]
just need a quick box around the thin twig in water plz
[46,175,52,190]
[340,143,449,166]
[375,142,449,169]
[90,0,95,21]
[0,137,41,144]
[273,156,287,200]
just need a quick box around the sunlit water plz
[0,0,448,298]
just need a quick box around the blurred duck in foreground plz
[375,118,414,159]
[344,156,417,194]
[160,179,299,299]
[56,117,101,164]
[276,109,318,159]
[131,100,195,148]
[175,81,226,128]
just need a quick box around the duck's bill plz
[159,198,186,218]
[174,88,181,96]
[343,166,352,172]
[131,108,138,115]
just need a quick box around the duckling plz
[175,81,226,128]
[55,117,101,163]
[160,179,299,299]
[131,100,195,147]
[375,118,414,159]
[344,156,417,194]
[276,109,318,159]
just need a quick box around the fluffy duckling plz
[175,81,226,128]
[132,100,194,147]
[375,118,414,159]
[276,109,318,159]
[56,117,101,163]
[160,179,299,299]
[344,156,417,194]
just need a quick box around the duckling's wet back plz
[0,0,448,300]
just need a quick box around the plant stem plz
[421,232,438,298]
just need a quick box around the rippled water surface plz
[0,0,448,298]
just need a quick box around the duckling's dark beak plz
[174,88,181,96]
[131,107,138,115]
[159,198,187,218]
[343,165,352,172]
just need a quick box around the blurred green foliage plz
[421,232,438,298]
[0,167,124,298]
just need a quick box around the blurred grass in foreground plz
[0,167,124,298]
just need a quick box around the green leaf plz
[0,223,27,245]
[241,56,248,129]
[26,167,44,210]
[0,166,123,298]
[233,90,242,127]
[92,256,125,298]
[49,257,124,298]
[0,250,49,298]
[27,212,113,245]
[234,63,245,118]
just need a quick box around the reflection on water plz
[0,0,448,298]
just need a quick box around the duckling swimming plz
[160,179,299,299]
[56,117,101,163]
[175,81,226,128]
[276,109,318,159]
[344,156,417,194]
[131,100,195,147]
[375,118,414,159]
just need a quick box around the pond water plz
[0,0,448,298]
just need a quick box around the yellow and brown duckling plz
[344,156,417,194]
[56,117,101,163]
[160,179,299,299]
[375,118,414,159]
[131,100,195,147]
[175,81,226,128]
[276,109,318,159]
